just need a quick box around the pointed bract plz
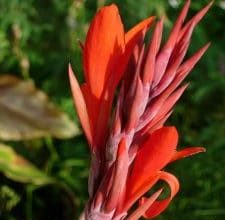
[68,64,93,145]
[152,0,191,88]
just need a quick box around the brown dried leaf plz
[0,75,79,140]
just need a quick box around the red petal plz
[142,171,180,218]
[121,16,155,87]
[68,64,93,145]
[123,174,160,212]
[83,4,125,99]
[125,16,155,45]
[105,17,155,100]
[81,83,111,149]
[170,146,206,163]
[126,127,178,203]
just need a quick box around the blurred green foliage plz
[0,0,224,220]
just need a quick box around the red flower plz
[69,5,155,150]
[69,1,212,219]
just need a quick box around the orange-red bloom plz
[69,1,211,219]
[69,5,154,150]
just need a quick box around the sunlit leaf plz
[0,75,79,140]
[0,143,53,185]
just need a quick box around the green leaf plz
[0,143,53,185]
[0,185,21,212]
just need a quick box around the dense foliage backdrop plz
[0,0,224,220]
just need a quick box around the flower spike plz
[69,1,212,219]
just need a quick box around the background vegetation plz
[0,0,224,220]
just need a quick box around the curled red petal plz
[126,189,163,220]
[141,171,180,219]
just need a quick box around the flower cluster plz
[69,1,212,219]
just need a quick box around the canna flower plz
[69,4,155,195]
[69,1,212,219]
